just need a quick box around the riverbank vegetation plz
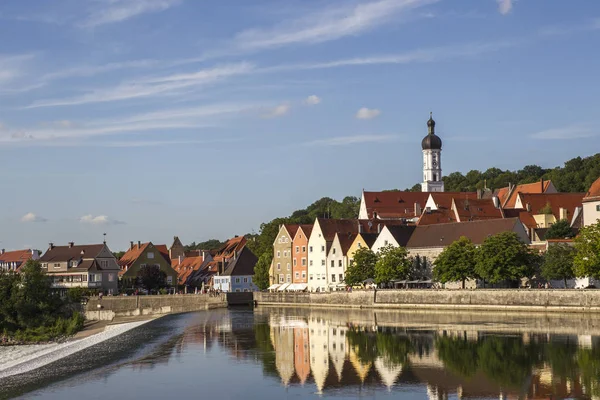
[0,260,84,344]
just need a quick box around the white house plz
[583,176,600,227]
[371,225,416,254]
[326,233,355,290]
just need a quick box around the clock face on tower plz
[433,161,437,167]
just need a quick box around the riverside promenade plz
[254,289,600,313]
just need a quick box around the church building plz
[421,112,444,192]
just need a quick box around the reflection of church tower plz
[421,113,444,192]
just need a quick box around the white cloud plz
[0,53,35,87]
[232,0,438,51]
[530,126,595,140]
[27,62,254,108]
[356,107,381,119]
[80,215,125,225]
[21,212,47,223]
[306,134,396,146]
[304,95,321,105]
[41,60,158,82]
[497,0,513,15]
[262,103,291,118]
[81,0,182,28]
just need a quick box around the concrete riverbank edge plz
[0,317,157,379]
[253,289,600,313]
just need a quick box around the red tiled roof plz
[453,198,504,222]
[336,233,357,254]
[294,225,314,241]
[118,243,151,267]
[284,224,300,238]
[362,191,429,219]
[417,208,458,226]
[0,249,34,264]
[503,209,538,230]
[584,176,600,203]
[517,193,584,221]
[317,218,359,241]
[502,180,554,208]
[154,244,171,263]
[428,192,478,210]
[175,255,206,285]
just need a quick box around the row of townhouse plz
[2,234,259,295]
[269,176,600,292]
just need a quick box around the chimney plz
[68,242,74,248]
[49,242,54,250]
[130,241,134,250]
[526,203,532,212]
[0,249,4,255]
[377,223,382,234]
[358,221,363,234]
[137,240,141,249]
[415,202,422,216]
[559,207,568,220]
[178,255,183,265]
[492,196,500,209]
[477,189,483,200]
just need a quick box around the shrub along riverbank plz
[0,260,84,344]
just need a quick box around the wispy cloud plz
[80,0,182,28]
[497,0,514,15]
[262,103,291,118]
[356,107,381,119]
[304,95,321,105]
[0,53,35,86]
[21,212,47,223]
[27,62,254,108]
[230,0,438,51]
[530,125,595,140]
[80,214,126,225]
[306,134,396,146]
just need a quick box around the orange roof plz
[293,224,314,241]
[584,176,600,203]
[154,244,171,263]
[118,242,170,268]
[517,193,584,221]
[453,198,504,222]
[503,209,538,230]
[362,191,429,219]
[417,208,458,226]
[174,255,206,285]
[335,233,357,254]
[428,192,478,209]
[284,224,300,238]
[501,180,554,208]
[0,249,34,264]
[317,218,359,241]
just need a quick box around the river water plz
[1,307,600,399]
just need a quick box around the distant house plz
[213,247,258,292]
[583,176,600,226]
[292,225,313,285]
[39,242,120,294]
[347,233,378,266]
[118,241,178,287]
[272,224,298,285]
[359,190,429,221]
[169,236,186,263]
[326,232,356,289]
[496,179,557,208]
[372,225,416,254]
[203,235,247,289]
[0,248,39,272]
[172,252,212,289]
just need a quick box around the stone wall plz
[85,294,227,320]
[254,289,600,313]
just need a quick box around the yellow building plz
[346,233,378,266]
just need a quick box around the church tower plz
[421,113,444,192]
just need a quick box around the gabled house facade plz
[273,224,298,285]
[372,225,416,254]
[326,232,356,289]
[347,233,378,266]
[583,176,600,227]
[119,241,178,287]
[40,242,120,294]
[213,247,258,292]
[0,249,39,272]
[292,225,312,285]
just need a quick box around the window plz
[277,251,280,258]
[339,274,343,282]
[279,274,284,283]
[296,246,299,253]
[433,173,437,181]
[249,277,252,283]
[310,274,313,280]
[302,271,306,279]
[302,246,306,253]
[277,263,281,270]
[285,238,289,243]
[338,260,342,267]
[331,260,334,268]
[243,277,248,283]
[295,272,299,279]
[167,276,173,284]
[322,274,326,279]
[278,238,282,244]
[357,242,362,248]
[293,259,297,267]
[597,205,600,211]
[310,260,313,266]
[333,248,336,254]
[321,260,325,266]
[42,263,48,269]
[235,278,240,283]
[309,246,313,253]
[302,258,306,266]
[236,288,241,292]
[54,263,60,269]
[108,273,115,282]
[287,275,291,283]
[321,246,325,252]
[287,263,290,271]
[331,274,336,282]
[384,240,389,246]
[147,252,154,259]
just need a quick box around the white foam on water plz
[0,320,149,379]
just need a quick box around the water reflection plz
[5,308,600,399]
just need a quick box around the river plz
[1,307,599,399]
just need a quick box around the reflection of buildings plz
[349,347,371,384]
[294,327,310,385]
[308,316,329,393]
[374,357,403,390]
[270,317,295,387]
[328,325,346,382]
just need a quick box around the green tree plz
[374,245,412,285]
[541,243,576,287]
[253,252,272,290]
[574,221,600,278]
[545,219,575,240]
[433,236,478,289]
[475,232,534,286]
[137,266,167,292]
[345,247,378,286]
[436,335,480,378]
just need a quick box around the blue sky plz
[1,0,599,251]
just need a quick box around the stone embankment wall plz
[85,294,227,321]
[255,289,600,313]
